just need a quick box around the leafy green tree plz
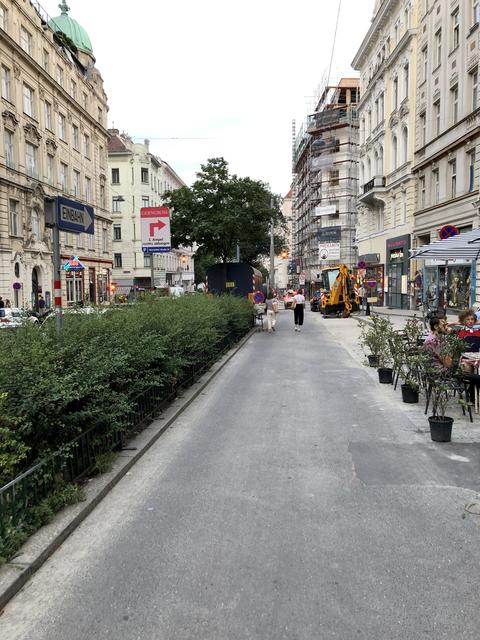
[164,157,285,264]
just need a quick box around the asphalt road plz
[2,310,480,640]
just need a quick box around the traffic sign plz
[439,224,459,240]
[57,196,94,235]
[141,207,171,253]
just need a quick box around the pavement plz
[2,310,480,639]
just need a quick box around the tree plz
[164,158,285,264]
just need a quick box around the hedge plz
[0,295,253,485]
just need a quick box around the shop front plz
[357,253,384,307]
[386,235,410,309]
[423,260,474,311]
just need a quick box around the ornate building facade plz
[352,0,418,309]
[0,0,111,309]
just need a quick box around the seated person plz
[457,309,480,352]
[424,317,453,370]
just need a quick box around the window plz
[451,86,459,124]
[44,101,52,130]
[144,254,152,267]
[56,65,64,86]
[73,170,80,197]
[9,199,18,236]
[403,64,409,99]
[25,142,37,178]
[82,93,88,109]
[422,47,428,82]
[77,232,83,249]
[113,224,122,241]
[0,4,6,30]
[72,124,79,149]
[1,65,10,100]
[468,150,476,192]
[449,159,457,198]
[20,27,32,55]
[475,0,480,25]
[88,232,94,250]
[142,196,150,208]
[112,197,122,212]
[435,29,442,67]
[114,253,123,268]
[432,169,440,203]
[60,162,68,191]
[83,134,90,158]
[100,184,105,209]
[111,168,120,184]
[43,49,49,72]
[98,107,103,124]
[329,169,340,185]
[141,168,149,183]
[420,112,426,146]
[99,145,104,167]
[472,69,478,111]
[394,21,399,44]
[452,10,460,49]
[102,228,108,253]
[4,129,13,168]
[392,135,398,170]
[47,154,54,185]
[401,127,408,164]
[23,84,34,117]
[393,77,398,110]
[434,101,441,136]
[31,209,39,238]
[70,79,76,100]
[85,176,92,201]
[58,113,66,141]
[420,176,426,208]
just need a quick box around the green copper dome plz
[48,1,93,55]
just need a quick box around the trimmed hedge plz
[0,295,253,485]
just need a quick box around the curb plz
[0,327,258,612]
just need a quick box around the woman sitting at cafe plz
[456,309,480,352]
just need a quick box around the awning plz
[410,229,480,261]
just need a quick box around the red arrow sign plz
[150,220,166,237]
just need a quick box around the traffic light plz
[110,283,117,294]
[181,255,188,264]
[281,249,288,259]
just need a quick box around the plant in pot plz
[360,316,393,371]
[427,332,468,442]
[399,347,429,403]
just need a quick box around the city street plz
[2,310,480,639]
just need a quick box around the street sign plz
[141,207,171,253]
[57,196,94,235]
[439,224,459,240]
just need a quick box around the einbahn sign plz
[57,196,94,235]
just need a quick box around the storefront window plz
[424,263,472,310]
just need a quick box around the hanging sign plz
[63,256,85,271]
[319,242,340,261]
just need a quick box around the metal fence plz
[0,327,247,545]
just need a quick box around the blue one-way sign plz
[57,196,94,235]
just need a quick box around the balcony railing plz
[363,176,386,194]
[307,107,358,132]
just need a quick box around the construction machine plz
[320,264,359,318]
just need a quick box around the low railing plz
[0,327,247,545]
[363,175,386,194]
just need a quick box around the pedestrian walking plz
[265,291,278,333]
[5,299,11,308]
[0,296,4,309]
[292,288,305,331]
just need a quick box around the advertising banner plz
[141,207,171,253]
[319,242,340,261]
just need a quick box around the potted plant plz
[398,319,427,403]
[427,332,468,442]
[360,316,393,371]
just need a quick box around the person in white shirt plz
[293,289,306,331]
[265,291,278,333]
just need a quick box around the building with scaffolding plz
[292,78,359,294]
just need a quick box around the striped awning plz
[410,229,480,261]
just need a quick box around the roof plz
[48,1,93,55]
[108,130,130,153]
[410,229,480,261]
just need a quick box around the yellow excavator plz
[320,264,359,318]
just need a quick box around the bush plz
[0,296,252,483]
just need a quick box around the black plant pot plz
[428,416,453,442]
[378,367,393,384]
[368,354,380,367]
[401,384,419,404]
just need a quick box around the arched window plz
[377,146,384,174]
[367,156,372,181]
[374,149,378,176]
[392,135,398,170]
[360,161,364,188]
[402,127,408,164]
[31,209,39,238]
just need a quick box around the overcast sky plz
[53,0,374,194]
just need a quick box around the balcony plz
[359,175,386,205]
[307,107,357,133]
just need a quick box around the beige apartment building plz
[0,0,112,309]
[412,0,480,310]
[353,0,418,309]
[108,130,194,292]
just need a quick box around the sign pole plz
[52,222,62,335]
[150,253,155,290]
